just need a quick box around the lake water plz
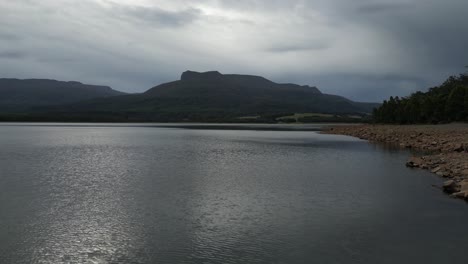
[0,123,467,263]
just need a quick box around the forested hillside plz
[373,73,468,124]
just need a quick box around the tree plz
[445,86,466,121]
[372,72,468,124]
[463,86,468,121]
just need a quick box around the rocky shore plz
[324,124,468,201]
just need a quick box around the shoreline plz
[0,122,331,131]
[323,124,468,201]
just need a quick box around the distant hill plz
[0,71,380,122]
[0,78,126,112]
[36,71,378,122]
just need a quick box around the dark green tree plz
[372,71,468,124]
[445,86,466,121]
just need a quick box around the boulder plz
[401,142,412,148]
[443,180,458,193]
[463,143,468,152]
[453,143,468,152]
[406,157,424,168]
[454,144,464,152]
[437,170,452,178]
[459,180,468,192]
[452,191,468,199]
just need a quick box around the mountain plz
[0,78,126,112]
[0,71,380,122]
[40,71,378,122]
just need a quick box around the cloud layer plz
[1,0,467,101]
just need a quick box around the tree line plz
[373,72,468,124]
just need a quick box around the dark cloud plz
[272,71,429,102]
[0,32,21,41]
[0,51,26,59]
[0,0,467,102]
[350,1,468,74]
[109,3,202,27]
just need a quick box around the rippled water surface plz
[1,123,468,263]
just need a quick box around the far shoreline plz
[0,122,360,132]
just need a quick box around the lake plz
[0,123,467,263]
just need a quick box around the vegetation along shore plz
[324,124,468,201]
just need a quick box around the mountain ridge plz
[0,71,380,122]
[0,78,126,112]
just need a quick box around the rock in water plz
[443,180,459,194]
[406,157,424,168]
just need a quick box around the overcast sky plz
[1,0,467,101]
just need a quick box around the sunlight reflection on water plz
[1,124,468,263]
